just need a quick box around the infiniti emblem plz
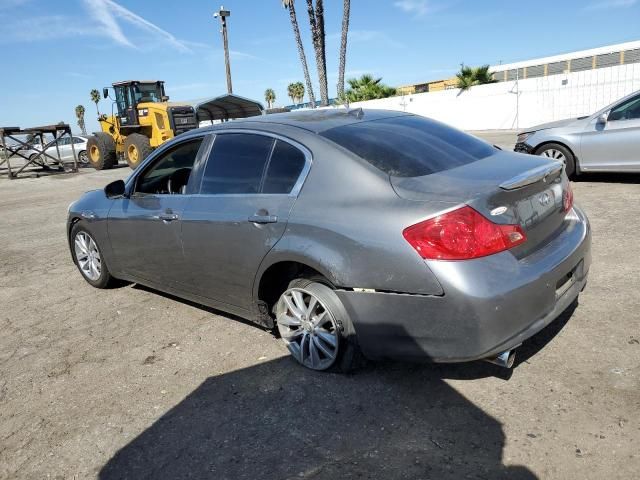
[538,192,551,206]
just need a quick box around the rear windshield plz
[320,115,496,177]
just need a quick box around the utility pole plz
[214,6,232,94]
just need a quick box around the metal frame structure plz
[0,124,78,179]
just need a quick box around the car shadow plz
[97,321,553,479]
[575,172,640,184]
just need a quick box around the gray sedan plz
[67,109,591,372]
[515,90,640,176]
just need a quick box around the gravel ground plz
[0,131,639,479]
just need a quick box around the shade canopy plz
[192,94,264,122]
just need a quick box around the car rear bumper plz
[336,205,591,363]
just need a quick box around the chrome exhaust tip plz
[483,349,516,368]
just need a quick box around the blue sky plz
[1,0,639,133]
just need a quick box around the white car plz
[24,135,89,165]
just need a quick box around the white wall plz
[345,63,640,131]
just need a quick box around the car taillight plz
[402,206,527,260]
[563,183,574,212]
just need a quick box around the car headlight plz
[517,132,534,143]
[138,108,149,117]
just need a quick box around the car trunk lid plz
[391,151,571,257]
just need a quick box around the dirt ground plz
[0,131,639,479]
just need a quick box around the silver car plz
[24,135,90,165]
[67,110,591,372]
[515,90,640,176]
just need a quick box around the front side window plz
[320,115,495,177]
[200,134,274,194]
[135,138,203,195]
[608,95,640,121]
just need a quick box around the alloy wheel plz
[540,148,566,163]
[74,231,102,281]
[276,287,340,370]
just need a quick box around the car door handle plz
[154,213,179,221]
[248,214,278,224]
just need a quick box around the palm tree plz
[75,105,87,135]
[282,1,316,108]
[305,0,328,106]
[89,89,101,115]
[264,88,276,109]
[337,0,350,100]
[456,65,497,91]
[294,81,305,104]
[287,83,297,104]
[345,74,396,102]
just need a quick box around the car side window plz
[200,133,274,194]
[72,137,84,144]
[262,140,307,194]
[135,138,203,195]
[608,95,640,121]
[57,137,69,146]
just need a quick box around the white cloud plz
[83,0,191,52]
[393,0,431,17]
[1,0,193,52]
[0,15,92,42]
[585,0,637,9]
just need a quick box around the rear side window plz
[262,140,306,194]
[320,115,495,177]
[201,133,274,194]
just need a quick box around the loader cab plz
[111,80,167,129]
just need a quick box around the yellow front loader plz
[86,80,198,170]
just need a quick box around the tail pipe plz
[483,348,517,368]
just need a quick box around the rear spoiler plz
[499,162,563,190]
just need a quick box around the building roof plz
[490,40,640,72]
[191,94,264,121]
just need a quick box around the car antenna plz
[346,106,363,119]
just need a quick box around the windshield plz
[133,83,164,104]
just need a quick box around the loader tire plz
[124,133,152,170]
[87,133,117,170]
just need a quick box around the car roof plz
[201,108,412,134]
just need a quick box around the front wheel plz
[536,143,576,178]
[70,223,117,288]
[86,133,117,170]
[275,279,362,372]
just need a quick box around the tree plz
[345,74,396,102]
[287,82,305,104]
[305,0,328,106]
[287,83,296,104]
[89,89,101,115]
[293,81,305,104]
[264,88,276,109]
[455,65,497,91]
[75,105,87,135]
[282,1,316,108]
[337,0,350,100]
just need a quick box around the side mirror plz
[105,179,126,198]
[161,95,170,102]
[103,87,109,99]
[596,113,608,125]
